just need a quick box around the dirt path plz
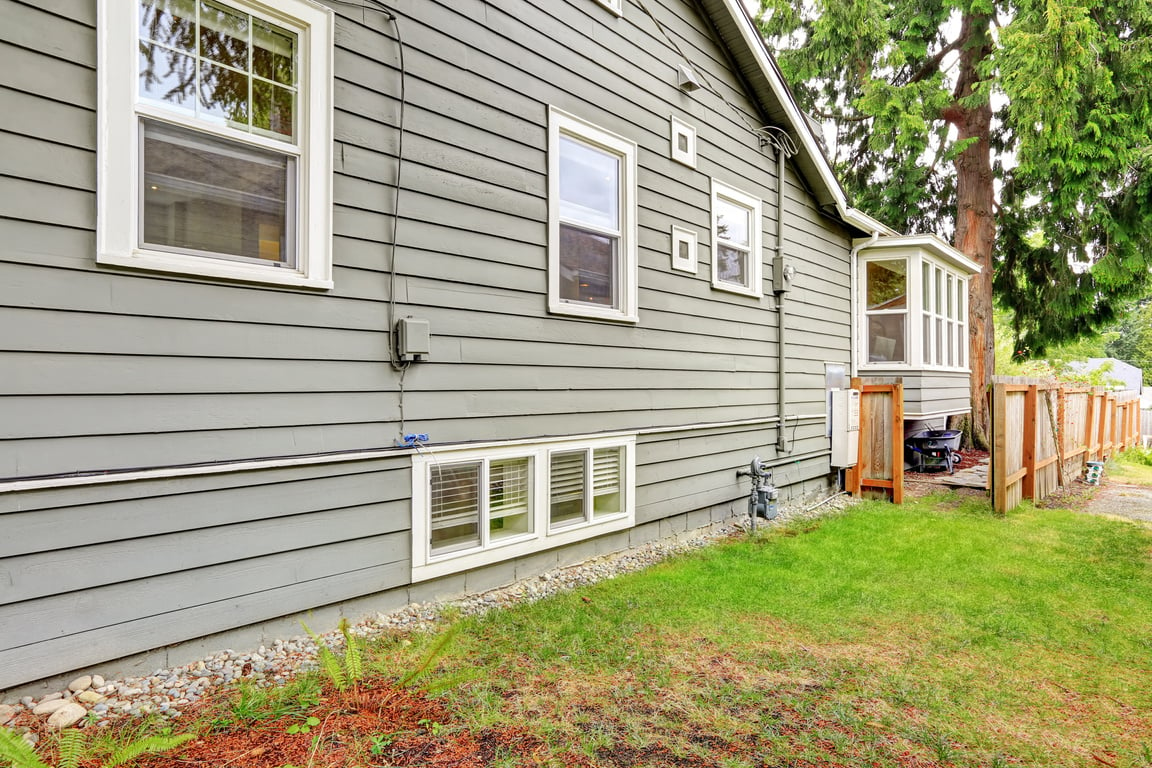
[1083,482,1152,524]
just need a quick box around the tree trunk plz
[947,12,996,450]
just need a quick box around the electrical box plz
[830,388,860,467]
[396,317,431,360]
[772,255,794,293]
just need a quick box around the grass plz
[1108,446,1152,485]
[10,491,1152,767]
[387,493,1152,766]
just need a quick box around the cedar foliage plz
[757,0,1152,432]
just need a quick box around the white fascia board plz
[854,234,983,276]
[715,0,897,238]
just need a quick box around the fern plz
[0,727,49,768]
[338,619,363,685]
[399,623,459,688]
[0,726,191,768]
[103,733,194,768]
[54,730,84,768]
[301,621,348,691]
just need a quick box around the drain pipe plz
[772,139,795,454]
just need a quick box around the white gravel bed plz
[2,493,854,745]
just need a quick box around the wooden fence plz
[991,377,1141,512]
[845,378,904,504]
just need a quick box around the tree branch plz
[905,38,964,85]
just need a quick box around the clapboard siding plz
[900,371,972,417]
[0,0,860,689]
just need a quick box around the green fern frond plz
[54,729,85,768]
[103,733,194,768]
[338,619,363,685]
[0,727,50,768]
[399,623,459,688]
[301,621,347,691]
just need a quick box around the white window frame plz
[97,0,334,289]
[710,179,763,297]
[670,115,697,168]
[861,256,910,368]
[548,107,639,323]
[858,251,970,372]
[920,260,969,372]
[411,434,636,581]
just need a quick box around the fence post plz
[993,380,1008,514]
[892,381,904,505]
[846,377,862,495]
[1021,384,1038,500]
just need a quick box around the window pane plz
[921,262,930,311]
[139,44,197,111]
[141,118,294,266]
[140,0,196,51]
[199,0,249,69]
[199,61,250,127]
[592,447,623,518]
[253,19,295,85]
[923,314,931,364]
[716,244,749,287]
[490,457,532,541]
[253,80,294,138]
[946,274,955,319]
[430,462,481,555]
[714,197,750,247]
[559,224,617,307]
[867,315,905,363]
[934,267,943,315]
[550,450,586,528]
[946,321,955,367]
[866,260,906,310]
[935,317,944,365]
[559,135,619,232]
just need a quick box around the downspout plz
[849,229,881,379]
[771,139,795,453]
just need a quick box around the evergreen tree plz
[757,0,1152,445]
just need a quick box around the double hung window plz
[548,108,638,322]
[98,0,333,288]
[412,436,635,580]
[710,179,763,297]
[865,259,908,363]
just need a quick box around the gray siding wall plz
[896,372,972,418]
[0,0,852,689]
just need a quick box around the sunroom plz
[854,234,982,426]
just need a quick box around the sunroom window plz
[98,0,333,288]
[865,259,907,363]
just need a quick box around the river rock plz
[67,675,93,693]
[32,698,71,716]
[91,675,105,688]
[0,704,16,725]
[76,691,105,704]
[46,702,87,730]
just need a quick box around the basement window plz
[411,435,636,581]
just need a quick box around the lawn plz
[8,492,1152,768]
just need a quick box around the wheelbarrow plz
[905,429,962,474]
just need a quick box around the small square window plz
[670,226,697,274]
[670,116,696,168]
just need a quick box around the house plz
[1066,358,1144,392]
[0,0,974,693]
